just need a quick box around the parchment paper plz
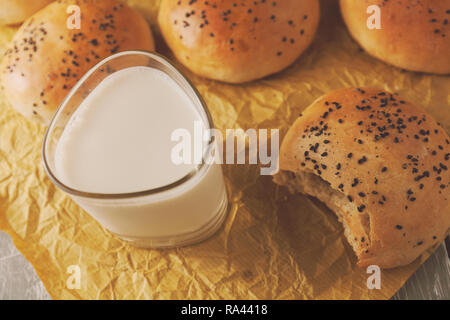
[0,0,448,300]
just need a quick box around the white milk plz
[53,66,227,246]
[55,66,200,194]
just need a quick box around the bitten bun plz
[340,0,450,74]
[0,0,155,124]
[158,0,320,83]
[0,0,53,26]
[273,88,450,269]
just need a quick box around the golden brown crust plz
[0,0,54,25]
[0,0,155,124]
[340,0,450,74]
[277,87,450,269]
[158,0,320,83]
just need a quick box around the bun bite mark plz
[276,169,373,253]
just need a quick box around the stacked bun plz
[340,0,450,74]
[158,0,320,83]
[274,88,450,269]
[0,0,155,124]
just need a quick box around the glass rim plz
[42,50,216,200]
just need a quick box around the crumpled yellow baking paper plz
[0,0,449,300]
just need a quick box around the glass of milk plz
[42,51,228,248]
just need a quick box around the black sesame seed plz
[358,156,367,164]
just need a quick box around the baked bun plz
[158,0,320,83]
[0,0,53,26]
[0,0,155,124]
[340,0,450,74]
[273,88,450,269]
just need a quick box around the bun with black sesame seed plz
[340,0,450,74]
[273,88,450,269]
[0,0,155,124]
[158,0,320,83]
[0,0,53,25]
